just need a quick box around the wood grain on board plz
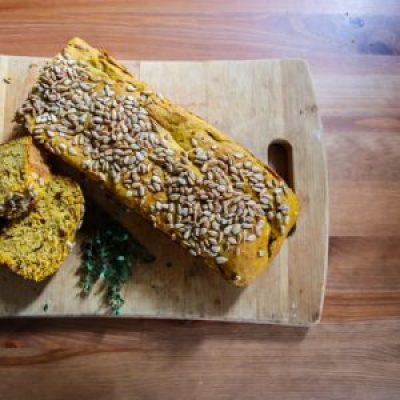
[0,55,328,325]
[0,1,399,399]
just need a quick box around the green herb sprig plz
[81,212,155,315]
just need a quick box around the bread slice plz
[17,37,299,287]
[0,136,50,219]
[0,175,84,281]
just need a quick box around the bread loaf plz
[17,37,299,287]
[0,175,84,281]
[0,137,49,219]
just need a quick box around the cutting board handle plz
[268,139,294,190]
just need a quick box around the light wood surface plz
[0,55,328,325]
[0,1,399,399]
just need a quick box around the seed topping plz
[17,52,292,266]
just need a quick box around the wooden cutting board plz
[0,55,328,325]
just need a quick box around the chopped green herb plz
[43,303,49,312]
[80,212,155,315]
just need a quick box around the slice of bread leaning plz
[0,136,50,219]
[0,159,84,282]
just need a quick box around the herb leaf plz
[80,212,155,315]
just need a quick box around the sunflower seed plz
[246,234,257,242]
[68,146,77,155]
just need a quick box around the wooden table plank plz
[0,320,399,400]
[0,2,399,59]
[2,0,400,16]
[0,0,399,399]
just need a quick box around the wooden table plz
[0,1,399,399]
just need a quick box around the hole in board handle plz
[268,140,296,236]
